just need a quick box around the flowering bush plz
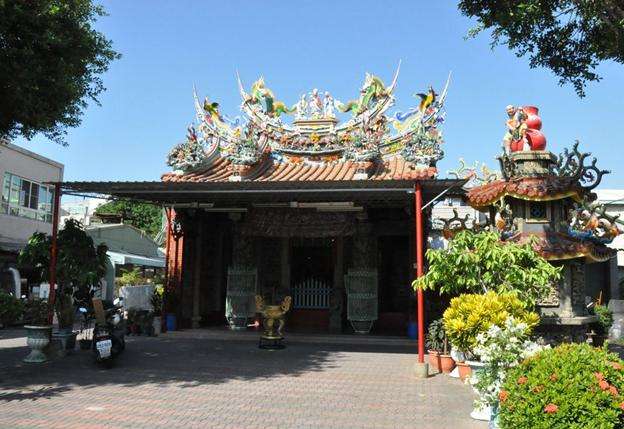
[499,343,624,429]
[469,317,546,411]
[443,292,539,355]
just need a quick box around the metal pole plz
[48,183,61,325]
[414,182,425,363]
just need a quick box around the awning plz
[55,178,468,206]
[107,250,165,268]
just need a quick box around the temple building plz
[59,69,463,342]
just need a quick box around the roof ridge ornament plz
[166,65,449,176]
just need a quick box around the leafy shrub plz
[426,318,449,354]
[117,267,146,287]
[443,292,539,356]
[499,343,624,429]
[0,290,24,326]
[413,231,561,306]
[593,304,614,335]
[23,300,50,326]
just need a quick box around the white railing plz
[292,278,331,309]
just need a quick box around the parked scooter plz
[87,297,126,368]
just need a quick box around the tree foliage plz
[18,218,109,328]
[0,0,120,145]
[458,0,624,96]
[95,200,162,238]
[413,230,561,306]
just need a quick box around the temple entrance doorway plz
[288,238,334,332]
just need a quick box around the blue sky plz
[16,1,624,188]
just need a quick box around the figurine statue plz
[502,105,528,154]
[295,94,308,119]
[323,91,335,118]
[308,88,323,118]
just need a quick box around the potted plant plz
[443,292,539,381]
[22,299,51,363]
[18,219,109,354]
[150,286,163,335]
[469,317,544,423]
[591,303,613,346]
[426,318,455,373]
[0,290,24,328]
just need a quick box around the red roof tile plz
[161,156,437,183]
[467,176,584,208]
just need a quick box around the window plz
[527,201,548,221]
[0,173,55,223]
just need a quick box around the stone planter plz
[466,360,490,421]
[23,325,52,363]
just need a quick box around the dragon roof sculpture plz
[164,66,450,182]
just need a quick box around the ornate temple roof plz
[510,231,616,263]
[162,66,449,184]
[467,175,584,208]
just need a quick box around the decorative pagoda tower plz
[466,106,620,342]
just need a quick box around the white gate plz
[292,278,331,309]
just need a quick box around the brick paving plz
[0,328,486,429]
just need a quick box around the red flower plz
[517,376,528,385]
[499,390,509,403]
[549,373,558,381]
[609,362,623,371]
[619,402,624,411]
[544,403,558,414]
[609,386,619,396]
[599,380,610,391]
[594,372,605,381]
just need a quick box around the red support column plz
[48,183,61,325]
[414,182,425,363]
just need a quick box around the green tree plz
[413,230,561,306]
[95,200,163,238]
[458,1,624,96]
[18,219,109,329]
[0,0,120,145]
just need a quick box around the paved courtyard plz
[0,328,486,429]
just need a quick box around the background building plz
[60,197,104,227]
[0,142,63,261]
[595,189,624,299]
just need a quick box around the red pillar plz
[48,183,61,325]
[414,182,425,363]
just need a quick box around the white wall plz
[0,142,64,247]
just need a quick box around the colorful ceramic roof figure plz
[162,66,450,183]
[466,106,620,263]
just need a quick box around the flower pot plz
[152,316,162,336]
[457,361,472,381]
[439,354,456,374]
[470,403,492,421]
[23,325,52,363]
[427,350,441,372]
[51,330,77,357]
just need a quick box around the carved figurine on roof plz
[164,64,450,182]
[466,105,620,343]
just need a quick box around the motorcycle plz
[83,297,126,368]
